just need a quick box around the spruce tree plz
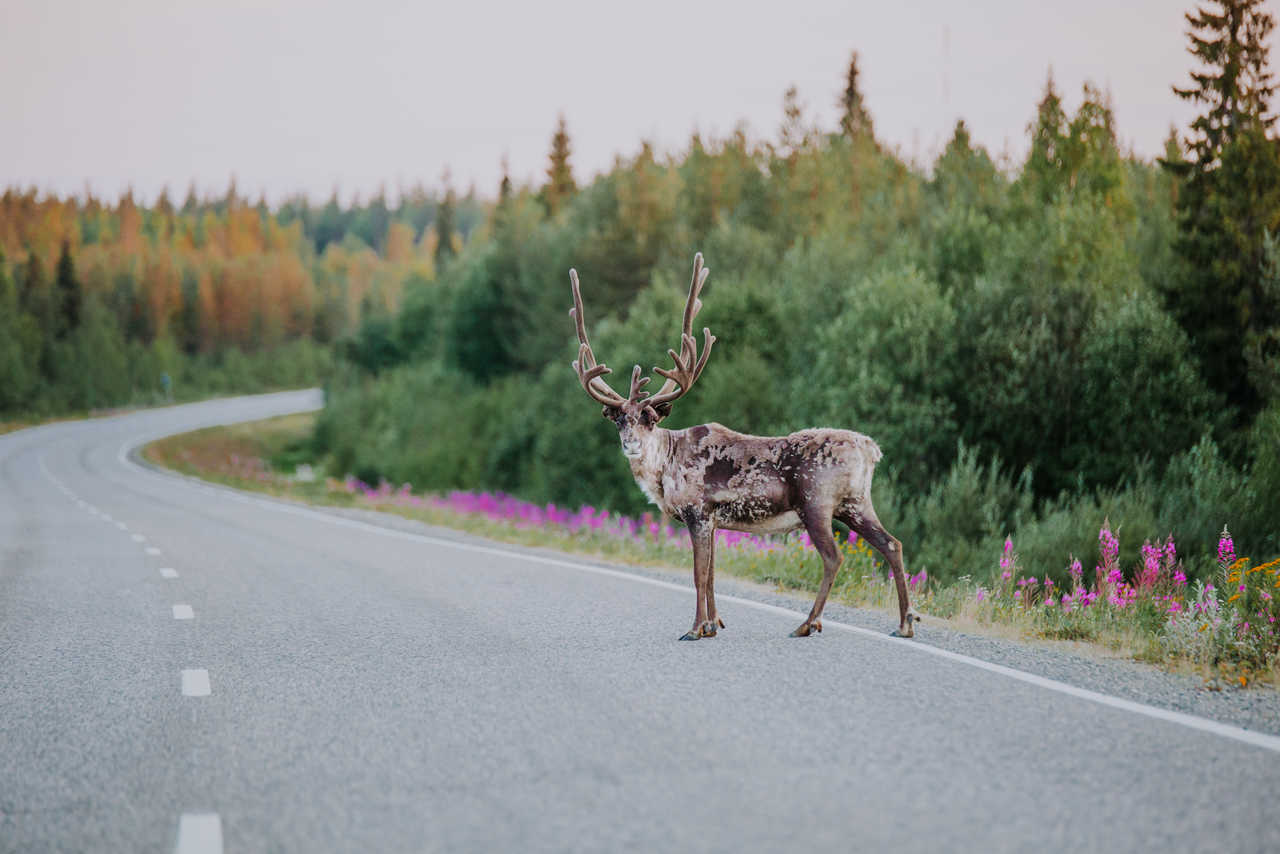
[177,269,203,355]
[542,114,577,215]
[839,51,874,139]
[498,154,513,206]
[1164,0,1280,415]
[1173,0,1276,170]
[435,177,457,266]
[1023,72,1069,203]
[54,240,81,339]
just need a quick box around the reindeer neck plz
[627,427,673,510]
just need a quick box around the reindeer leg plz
[845,508,919,638]
[790,506,841,638]
[704,535,725,635]
[680,521,714,641]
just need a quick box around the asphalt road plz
[2,390,1278,853]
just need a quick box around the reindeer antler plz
[569,269,629,409]
[648,253,716,409]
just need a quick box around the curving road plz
[1,390,1278,853]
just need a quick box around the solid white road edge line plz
[119,433,1280,755]
[160,568,179,579]
[175,813,222,854]
[173,604,194,620]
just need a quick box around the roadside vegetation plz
[314,1,1280,610]
[146,414,1280,687]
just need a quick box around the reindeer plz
[569,253,920,640]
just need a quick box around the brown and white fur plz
[571,254,919,640]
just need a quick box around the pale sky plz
[3,0,1274,205]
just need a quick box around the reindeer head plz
[569,253,716,458]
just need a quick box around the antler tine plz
[569,269,628,408]
[649,254,716,409]
[628,365,651,402]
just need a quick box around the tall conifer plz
[54,240,81,339]
[839,52,874,139]
[543,114,577,215]
[1165,0,1280,415]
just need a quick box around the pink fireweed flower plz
[1099,523,1119,564]
[1140,541,1162,588]
[1217,526,1236,567]
[975,587,986,602]
[1069,557,1083,583]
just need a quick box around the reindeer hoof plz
[718,617,726,629]
[894,611,920,638]
[700,622,718,638]
[789,621,820,638]
[679,631,701,641]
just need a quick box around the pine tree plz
[498,154,513,206]
[839,51,874,139]
[542,114,577,215]
[181,182,200,215]
[0,251,36,411]
[435,175,457,266]
[1164,0,1280,415]
[54,240,81,339]
[1023,71,1069,203]
[177,269,203,355]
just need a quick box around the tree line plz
[316,0,1280,580]
[0,180,484,413]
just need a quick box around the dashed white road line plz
[172,604,194,620]
[131,533,146,543]
[175,813,223,854]
[145,547,162,556]
[181,669,210,697]
[160,568,179,579]
[116,521,129,531]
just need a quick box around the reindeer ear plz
[601,406,616,419]
[652,402,672,421]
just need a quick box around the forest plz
[313,2,1280,583]
[0,180,485,412]
[4,1,1278,584]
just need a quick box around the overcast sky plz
[3,0,1272,205]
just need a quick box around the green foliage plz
[54,240,81,339]
[803,266,959,489]
[895,444,1035,580]
[1166,0,1280,415]
[308,33,1279,588]
[435,186,457,266]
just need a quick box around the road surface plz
[1,390,1277,853]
